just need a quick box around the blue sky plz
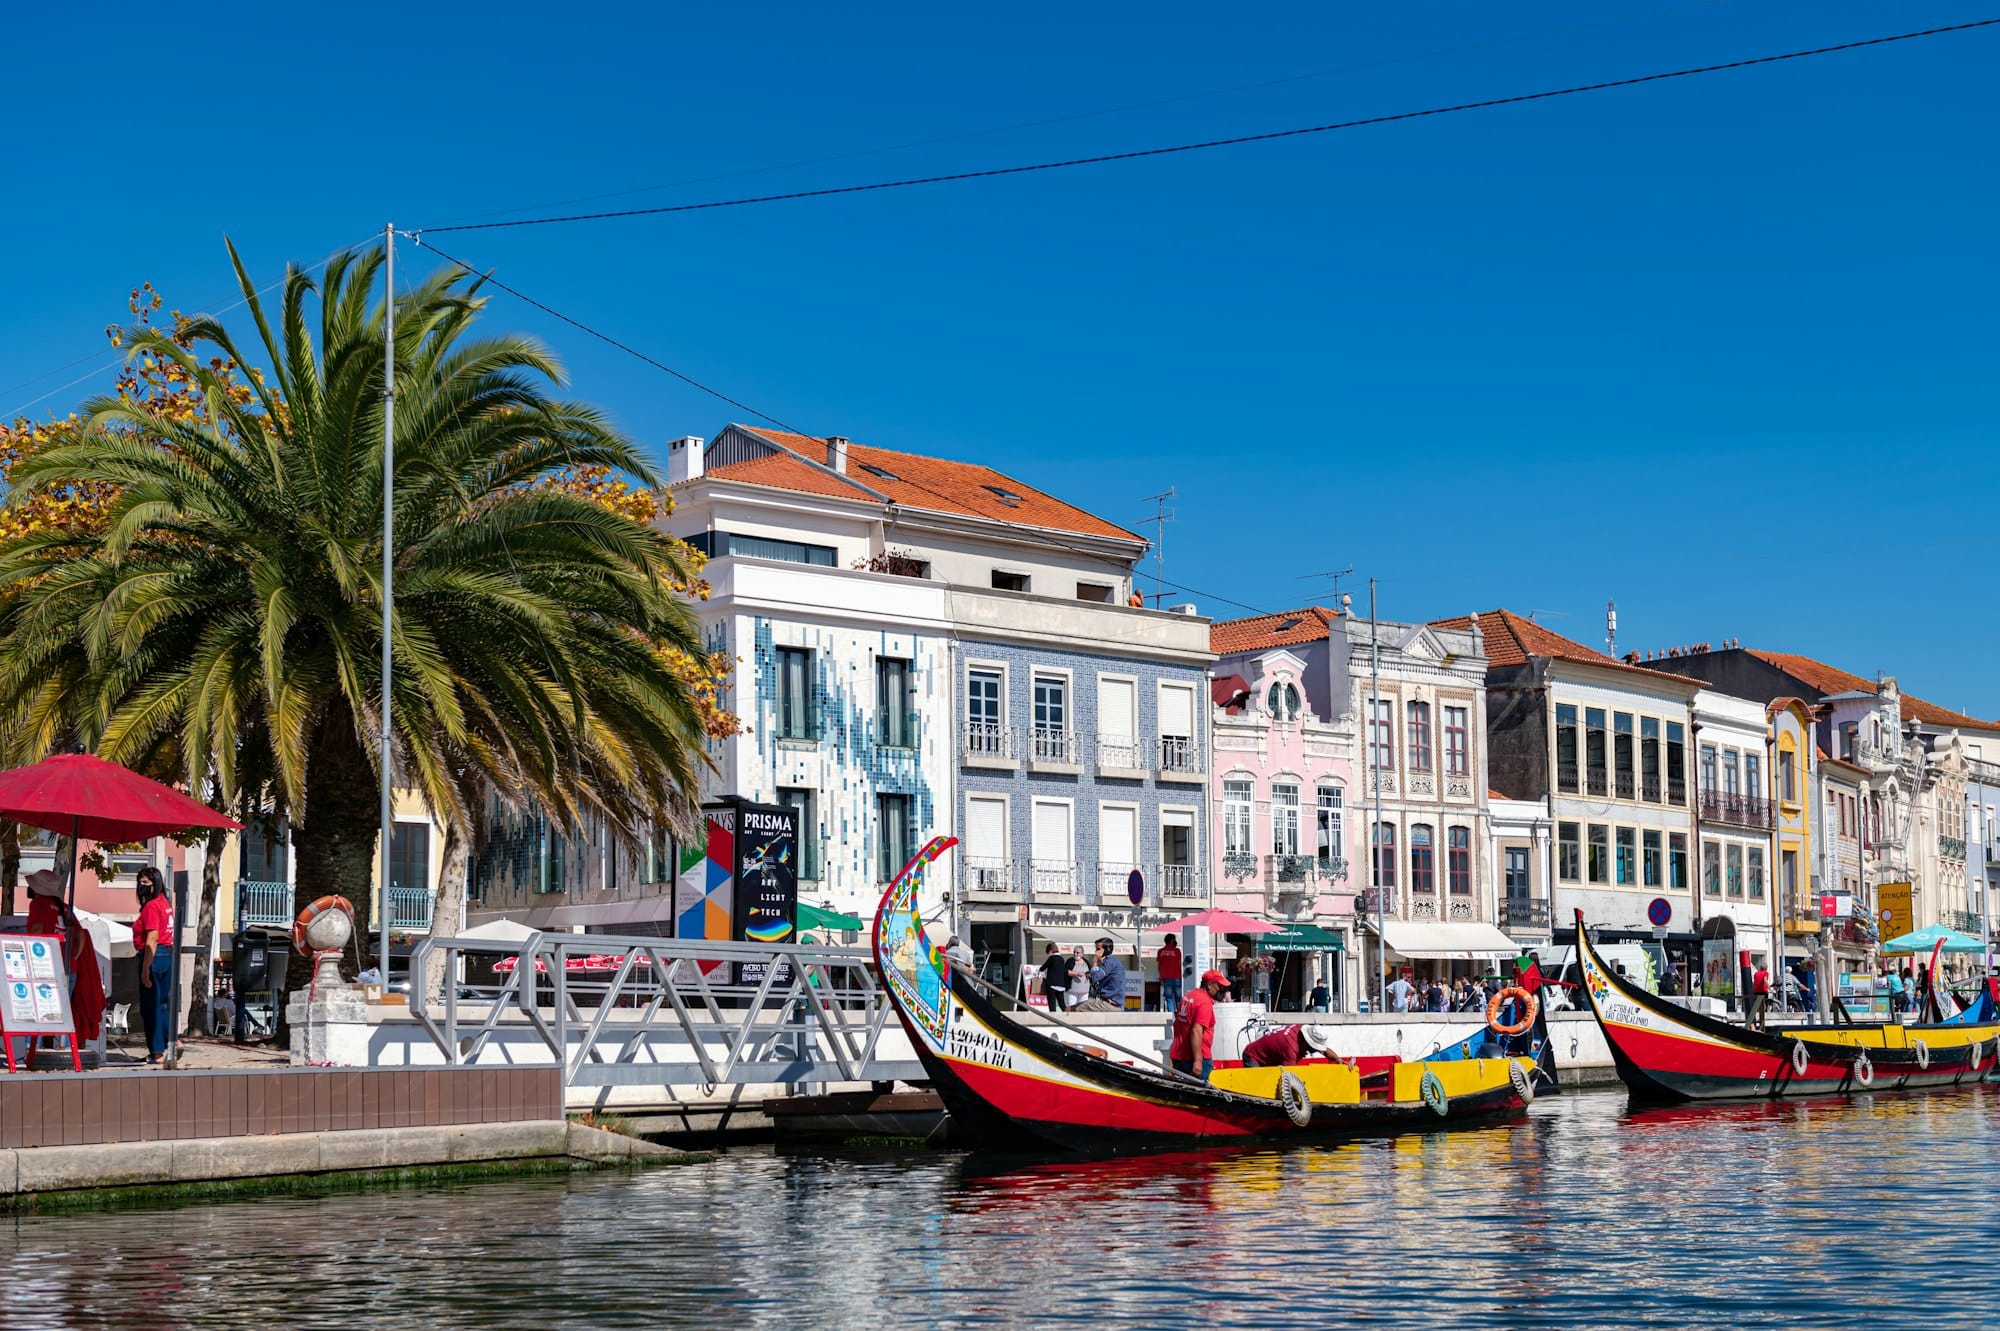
[4,2,1997,710]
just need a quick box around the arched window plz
[1410,823,1435,893]
[1447,826,1471,894]
[1266,680,1301,720]
[1372,822,1396,889]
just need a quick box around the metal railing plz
[1943,909,1983,934]
[1096,736,1144,770]
[237,880,291,927]
[1031,858,1078,896]
[405,931,921,1090]
[1940,836,1967,862]
[1499,898,1552,930]
[961,856,1022,899]
[1098,861,1141,901]
[388,887,435,931]
[1159,864,1205,902]
[961,720,1014,761]
[1030,728,1077,764]
[1586,770,1609,797]
[1265,854,1316,889]
[1158,736,1201,774]
[1698,789,1774,829]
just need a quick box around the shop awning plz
[1367,919,1520,960]
[798,903,864,932]
[1258,923,1344,952]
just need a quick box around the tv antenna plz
[1139,488,1175,606]
[1298,567,1355,612]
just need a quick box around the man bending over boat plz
[1240,1023,1335,1068]
[1170,970,1229,1080]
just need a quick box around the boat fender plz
[1420,1068,1449,1117]
[1973,1039,1991,1073]
[1278,1070,1312,1127]
[1911,1038,1930,1070]
[1790,1040,1810,1077]
[1508,1058,1535,1104]
[1486,986,1538,1037]
[1853,1052,1874,1088]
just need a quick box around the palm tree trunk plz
[0,823,17,918]
[423,816,470,1004]
[185,826,227,1039]
[284,700,384,1012]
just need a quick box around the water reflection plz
[3,1088,1998,1329]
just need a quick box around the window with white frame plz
[1223,780,1254,858]
[1316,785,1344,872]
[1158,682,1198,771]
[1444,705,1469,777]
[1097,675,1138,767]
[1368,699,1394,771]
[1271,782,1301,859]
[1033,674,1070,761]
[1407,701,1433,772]
[967,666,1004,755]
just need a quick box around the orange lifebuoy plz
[293,895,356,953]
[1486,985,1538,1036]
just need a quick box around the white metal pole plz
[1370,579,1385,1013]
[379,222,396,993]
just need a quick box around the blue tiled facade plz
[955,638,1209,907]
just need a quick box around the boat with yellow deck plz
[873,836,1533,1152]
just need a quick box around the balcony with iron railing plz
[1158,735,1204,781]
[1158,863,1206,904]
[1096,736,1146,776]
[1265,854,1317,891]
[1030,858,1079,898]
[1221,851,1259,883]
[1029,728,1079,768]
[1698,789,1775,829]
[1099,861,1142,902]
[1498,897,1552,931]
[1940,836,1967,862]
[388,886,435,931]
[237,880,292,928]
[961,720,1016,767]
[1943,909,1984,934]
[961,857,1022,900]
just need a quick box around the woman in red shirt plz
[133,867,175,1064]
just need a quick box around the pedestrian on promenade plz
[1170,969,1226,1079]
[1388,971,1414,1013]
[1080,938,1127,1011]
[1250,955,1273,1007]
[132,866,174,1064]
[1039,943,1071,1012]
[1157,934,1183,1014]
[945,935,975,972]
[1749,962,1770,1030]
[1069,947,1091,1005]
[1309,980,1330,1013]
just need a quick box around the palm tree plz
[0,243,709,992]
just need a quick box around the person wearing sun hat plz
[1169,968,1229,1079]
[22,868,108,1049]
[1240,1021,1336,1069]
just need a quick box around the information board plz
[0,934,79,1072]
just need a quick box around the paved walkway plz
[100,1035,293,1071]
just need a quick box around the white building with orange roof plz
[1432,610,1704,991]
[663,426,1212,1000]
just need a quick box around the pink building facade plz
[1210,648,1357,1010]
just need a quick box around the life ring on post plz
[1486,986,1538,1037]
[1790,1039,1810,1077]
[1278,1070,1313,1127]
[293,895,356,954]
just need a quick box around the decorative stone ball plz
[300,901,354,953]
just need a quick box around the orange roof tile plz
[1429,609,1700,685]
[705,427,1141,543]
[1745,650,2000,733]
[1210,607,1339,656]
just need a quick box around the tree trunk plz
[0,823,17,918]
[283,699,383,1023]
[185,826,226,1039]
[423,815,470,1005]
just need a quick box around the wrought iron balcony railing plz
[1498,897,1552,930]
[1030,728,1077,765]
[1266,853,1317,889]
[961,857,1022,899]
[1698,789,1775,829]
[1158,864,1206,902]
[237,880,292,928]
[1158,736,1202,774]
[961,720,1015,762]
[388,886,435,931]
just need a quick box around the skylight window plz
[857,463,900,481]
[1277,617,1301,632]
[982,484,1023,507]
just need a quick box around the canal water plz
[5,1087,1997,1329]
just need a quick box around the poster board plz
[0,934,80,1073]
[1878,882,1914,943]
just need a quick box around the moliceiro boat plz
[873,836,1534,1152]
[1572,910,1998,1101]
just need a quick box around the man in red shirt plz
[1750,962,1771,1031]
[1157,934,1184,1013]
[1241,1023,1334,1068]
[1169,969,1227,1079]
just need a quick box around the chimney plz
[826,435,850,474]
[666,435,705,483]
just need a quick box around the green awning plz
[797,903,864,932]
[1257,923,1344,952]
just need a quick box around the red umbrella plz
[0,753,241,844]
[1175,907,1280,934]
[0,753,242,909]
